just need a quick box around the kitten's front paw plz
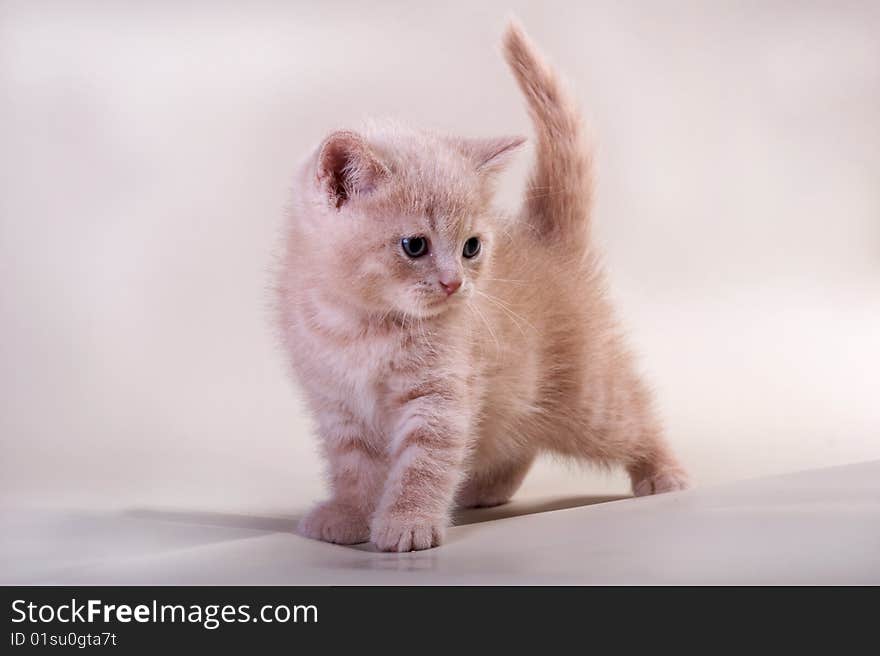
[632,469,690,497]
[298,501,370,545]
[370,515,446,552]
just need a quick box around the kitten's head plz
[292,123,524,320]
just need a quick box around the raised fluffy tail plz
[502,21,593,251]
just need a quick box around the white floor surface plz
[3,460,878,585]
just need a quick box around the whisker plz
[475,291,526,339]
[466,298,500,354]
[475,289,538,337]
[482,277,528,285]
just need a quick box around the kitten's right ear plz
[316,131,389,209]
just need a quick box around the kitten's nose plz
[440,279,462,296]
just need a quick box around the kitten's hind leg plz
[545,403,688,497]
[621,425,689,497]
[455,454,535,509]
[626,442,689,497]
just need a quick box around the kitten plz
[276,21,688,552]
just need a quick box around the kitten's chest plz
[298,326,411,431]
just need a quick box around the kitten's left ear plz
[451,135,526,174]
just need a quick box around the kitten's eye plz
[401,236,428,258]
[462,236,481,259]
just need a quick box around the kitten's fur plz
[277,22,688,552]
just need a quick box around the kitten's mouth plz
[421,300,450,314]
[413,293,462,318]
[427,291,464,307]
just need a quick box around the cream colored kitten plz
[277,22,688,552]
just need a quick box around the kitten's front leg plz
[371,389,469,552]
[299,413,388,545]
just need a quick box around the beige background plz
[1,0,878,514]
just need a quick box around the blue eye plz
[401,236,428,258]
[462,236,481,259]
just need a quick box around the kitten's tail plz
[502,21,593,252]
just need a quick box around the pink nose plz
[440,279,462,295]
